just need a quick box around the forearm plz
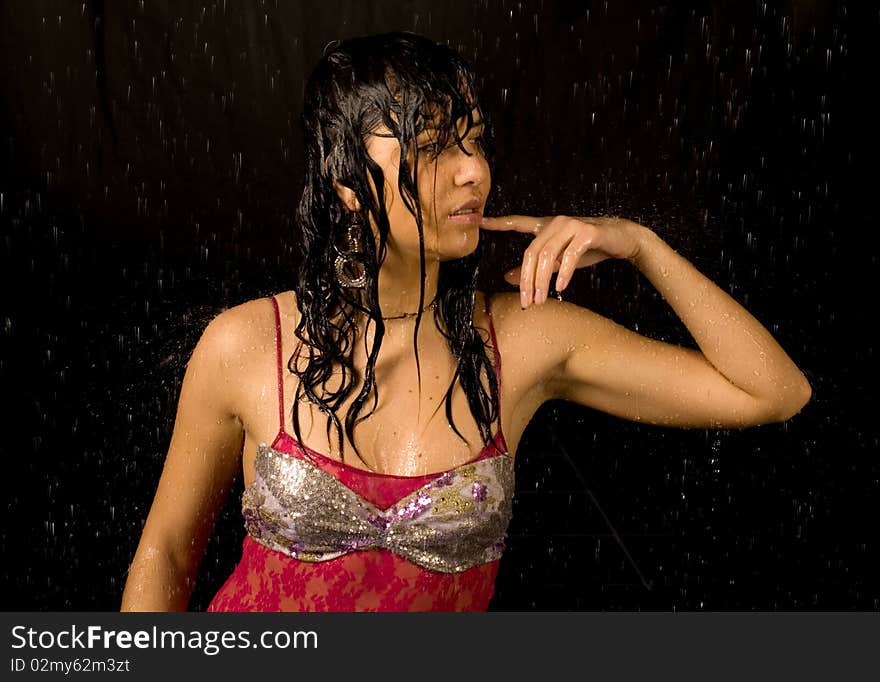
[120,543,197,612]
[629,225,811,417]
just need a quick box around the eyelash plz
[418,136,485,156]
[418,142,442,155]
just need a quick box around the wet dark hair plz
[292,31,499,464]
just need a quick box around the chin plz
[439,231,479,260]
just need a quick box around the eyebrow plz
[420,120,485,134]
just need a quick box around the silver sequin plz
[242,443,515,573]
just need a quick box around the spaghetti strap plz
[484,295,503,423]
[268,295,285,431]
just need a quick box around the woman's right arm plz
[120,311,246,611]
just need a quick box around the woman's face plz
[363,115,491,263]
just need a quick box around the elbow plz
[772,375,813,423]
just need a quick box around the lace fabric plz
[208,536,502,612]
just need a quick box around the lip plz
[448,198,483,224]
[448,210,482,225]
[449,198,483,214]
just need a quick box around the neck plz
[376,250,440,318]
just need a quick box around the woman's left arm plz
[482,215,812,428]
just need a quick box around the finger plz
[555,233,595,291]
[519,217,567,306]
[481,215,548,235]
[503,267,521,285]
[533,228,578,304]
[519,247,536,308]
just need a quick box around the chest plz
[233,344,508,483]
[234,303,553,484]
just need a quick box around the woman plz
[120,32,811,612]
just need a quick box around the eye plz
[416,136,446,159]
[462,135,486,156]
[418,135,484,158]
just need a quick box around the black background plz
[2,1,876,610]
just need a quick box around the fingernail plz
[520,290,528,308]
[535,288,544,305]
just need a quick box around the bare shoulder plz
[190,293,297,387]
[198,295,278,356]
[487,291,637,385]
[179,293,296,422]
[485,291,606,347]
[483,292,586,399]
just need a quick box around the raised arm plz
[120,312,245,611]
[482,215,811,428]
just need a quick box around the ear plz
[332,178,360,213]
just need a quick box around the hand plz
[480,214,647,307]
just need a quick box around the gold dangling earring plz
[334,211,367,289]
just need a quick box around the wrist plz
[626,223,658,266]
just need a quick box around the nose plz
[453,147,489,188]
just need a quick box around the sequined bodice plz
[242,443,515,573]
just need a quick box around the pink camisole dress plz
[208,296,514,612]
